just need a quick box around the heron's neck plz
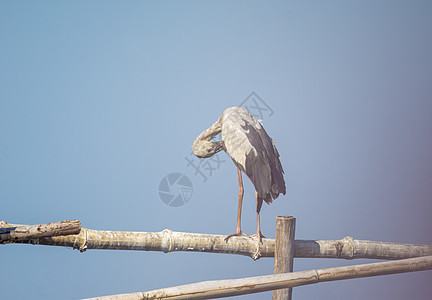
[196,118,222,141]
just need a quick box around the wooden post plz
[273,216,296,300]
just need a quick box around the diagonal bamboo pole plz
[1,221,431,260]
[83,255,432,300]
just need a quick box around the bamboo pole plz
[273,216,296,300]
[0,220,81,242]
[1,221,431,260]
[84,255,432,300]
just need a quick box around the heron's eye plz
[206,149,211,152]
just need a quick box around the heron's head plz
[192,139,224,158]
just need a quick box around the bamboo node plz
[335,241,343,257]
[342,236,355,259]
[77,229,88,252]
[335,236,355,259]
[313,269,320,281]
[162,229,174,253]
[251,242,262,260]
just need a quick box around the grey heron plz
[192,106,286,241]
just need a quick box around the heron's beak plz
[212,141,224,153]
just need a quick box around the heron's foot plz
[224,230,248,242]
[248,231,265,243]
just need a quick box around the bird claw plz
[224,231,248,242]
[248,231,265,243]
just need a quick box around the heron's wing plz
[249,122,286,198]
[221,107,285,204]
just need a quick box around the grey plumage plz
[193,106,286,239]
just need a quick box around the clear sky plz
[1,1,431,299]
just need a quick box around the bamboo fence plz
[2,219,431,299]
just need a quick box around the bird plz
[192,106,286,241]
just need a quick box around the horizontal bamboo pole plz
[84,255,432,300]
[1,221,431,260]
[0,220,81,242]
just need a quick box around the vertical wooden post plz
[273,216,296,300]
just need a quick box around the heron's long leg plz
[235,167,244,233]
[249,190,265,243]
[224,167,247,241]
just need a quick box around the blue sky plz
[1,1,431,299]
